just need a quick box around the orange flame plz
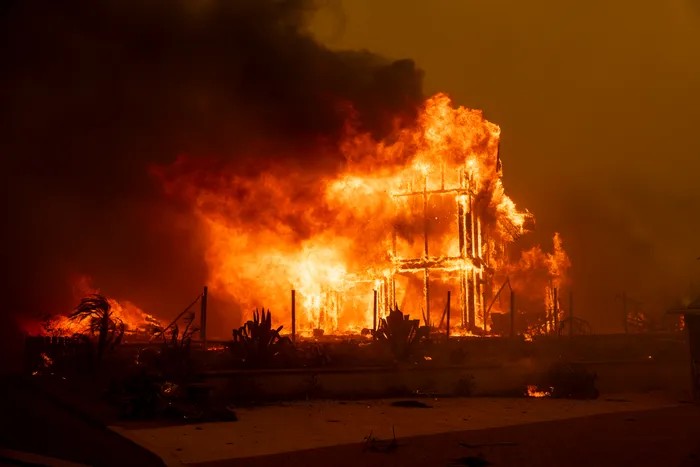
[36,275,159,337]
[526,384,551,398]
[156,93,570,335]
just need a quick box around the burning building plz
[157,93,570,337]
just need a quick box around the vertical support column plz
[510,290,516,338]
[477,218,482,260]
[468,269,476,331]
[291,289,296,344]
[457,189,467,329]
[469,196,476,259]
[373,289,378,339]
[553,287,559,337]
[465,188,475,331]
[384,276,390,316]
[480,272,487,331]
[200,286,208,350]
[446,290,451,340]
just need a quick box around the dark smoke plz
[0,0,423,345]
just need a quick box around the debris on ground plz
[363,427,399,453]
[391,400,432,408]
[543,361,599,399]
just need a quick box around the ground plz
[1,379,698,466]
[0,376,164,467]
[197,405,700,467]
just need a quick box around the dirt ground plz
[192,404,700,467]
[0,377,164,467]
[2,373,696,467]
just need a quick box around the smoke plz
[0,0,423,335]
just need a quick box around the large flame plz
[37,275,159,337]
[156,93,570,336]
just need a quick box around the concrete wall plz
[201,357,691,402]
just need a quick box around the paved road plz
[193,405,700,467]
[0,376,164,467]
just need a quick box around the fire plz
[37,276,159,337]
[526,385,551,398]
[156,93,570,335]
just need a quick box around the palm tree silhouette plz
[69,294,125,362]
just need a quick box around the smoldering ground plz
[0,0,424,345]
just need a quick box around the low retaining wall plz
[199,357,691,402]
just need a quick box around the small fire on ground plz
[526,384,552,398]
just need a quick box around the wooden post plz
[373,289,378,339]
[291,290,296,344]
[510,290,516,338]
[446,290,451,340]
[623,291,628,334]
[553,287,559,337]
[200,286,208,350]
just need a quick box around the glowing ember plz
[157,93,571,335]
[40,352,53,368]
[526,385,551,398]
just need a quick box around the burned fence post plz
[553,287,559,337]
[446,290,451,340]
[510,290,516,338]
[292,289,296,344]
[200,286,208,350]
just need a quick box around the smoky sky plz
[328,0,700,330]
[0,0,424,342]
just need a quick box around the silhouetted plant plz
[69,294,125,362]
[146,312,200,381]
[229,308,293,367]
[374,307,430,361]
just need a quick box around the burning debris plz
[526,385,551,398]
[34,276,163,340]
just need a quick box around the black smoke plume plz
[0,0,424,349]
